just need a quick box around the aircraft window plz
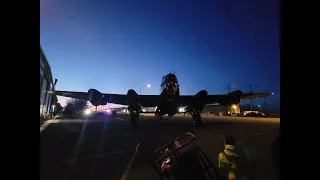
[167,74,177,82]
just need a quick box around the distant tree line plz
[239,104,280,113]
[64,99,88,117]
[55,103,63,113]
[239,104,261,111]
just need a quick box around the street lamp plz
[52,105,56,116]
[232,104,237,109]
[140,84,151,95]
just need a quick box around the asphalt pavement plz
[40,114,280,180]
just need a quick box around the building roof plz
[40,45,58,105]
[40,46,54,85]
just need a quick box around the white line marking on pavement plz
[40,121,52,132]
[43,150,135,166]
[40,117,126,133]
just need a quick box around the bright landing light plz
[84,109,91,115]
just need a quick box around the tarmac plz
[40,114,280,180]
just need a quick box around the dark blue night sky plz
[40,0,279,107]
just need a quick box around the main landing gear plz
[130,112,139,126]
[155,108,163,120]
[156,113,163,120]
[128,107,141,126]
[192,113,202,127]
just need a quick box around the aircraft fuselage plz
[156,73,182,118]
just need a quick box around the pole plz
[249,85,253,111]
[120,143,140,180]
[264,89,268,111]
[140,84,151,95]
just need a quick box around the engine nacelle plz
[219,90,243,105]
[185,90,208,113]
[88,89,108,106]
[229,90,243,97]
[127,89,141,113]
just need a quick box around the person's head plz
[223,135,238,156]
[224,135,236,146]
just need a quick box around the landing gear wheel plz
[130,113,139,126]
[192,113,202,127]
[155,113,163,120]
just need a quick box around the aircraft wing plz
[49,90,272,107]
[179,94,239,107]
[48,90,90,100]
[241,92,274,100]
[48,90,159,107]
[141,93,244,108]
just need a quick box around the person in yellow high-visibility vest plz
[218,136,238,180]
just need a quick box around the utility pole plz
[140,86,143,95]
[249,84,253,110]
[264,89,268,111]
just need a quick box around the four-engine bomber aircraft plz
[49,73,273,126]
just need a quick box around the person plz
[218,135,238,180]
[219,136,254,180]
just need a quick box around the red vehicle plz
[244,111,265,117]
[153,132,220,180]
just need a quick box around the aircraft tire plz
[155,113,163,120]
[192,113,202,127]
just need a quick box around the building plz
[202,104,240,116]
[40,46,57,119]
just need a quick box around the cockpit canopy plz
[161,73,178,87]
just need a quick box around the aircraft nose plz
[167,84,178,95]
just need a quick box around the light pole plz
[52,105,55,116]
[140,84,151,95]
[249,84,253,110]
